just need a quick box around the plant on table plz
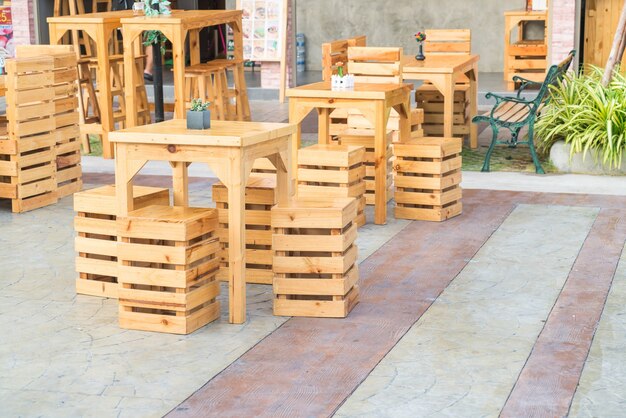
[536,66,626,169]
[187,98,212,130]
[143,0,171,54]
[414,32,426,61]
[331,61,354,90]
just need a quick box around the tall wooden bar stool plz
[185,65,230,120]
[185,59,251,121]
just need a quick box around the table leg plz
[227,156,247,324]
[289,99,303,177]
[171,162,189,206]
[442,74,455,139]
[123,30,139,128]
[115,145,134,216]
[272,137,293,205]
[467,64,479,149]
[317,108,331,145]
[374,101,389,225]
[188,29,200,66]
[172,29,188,119]
[96,26,114,159]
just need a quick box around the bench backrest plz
[321,35,367,81]
[347,47,403,84]
[534,50,576,109]
[424,29,471,55]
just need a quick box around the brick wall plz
[550,0,577,64]
[11,0,36,48]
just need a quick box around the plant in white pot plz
[187,99,212,130]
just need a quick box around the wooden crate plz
[212,175,277,285]
[117,206,221,334]
[394,137,463,222]
[346,107,424,142]
[0,51,82,212]
[415,85,470,138]
[250,157,276,180]
[272,197,360,318]
[338,130,394,206]
[298,144,367,227]
[74,185,170,298]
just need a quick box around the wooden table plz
[110,119,295,324]
[48,10,137,159]
[287,82,412,225]
[403,54,480,148]
[121,10,247,126]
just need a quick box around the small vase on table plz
[414,31,426,61]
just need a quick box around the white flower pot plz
[331,74,355,90]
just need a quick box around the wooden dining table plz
[121,10,249,127]
[110,119,295,324]
[287,81,412,225]
[403,54,480,148]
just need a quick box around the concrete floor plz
[3,101,626,416]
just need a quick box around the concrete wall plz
[295,0,527,73]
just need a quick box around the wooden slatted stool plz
[272,197,360,318]
[417,29,472,139]
[117,206,221,334]
[297,144,366,227]
[250,158,277,180]
[346,107,424,143]
[0,57,58,212]
[185,59,251,122]
[338,130,394,206]
[74,185,169,298]
[212,175,276,285]
[394,137,462,221]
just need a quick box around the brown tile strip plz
[167,190,517,417]
[501,208,626,417]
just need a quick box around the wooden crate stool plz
[416,29,472,139]
[297,144,366,227]
[74,185,170,298]
[212,175,276,285]
[272,197,360,318]
[504,11,549,90]
[1,56,59,212]
[394,137,462,222]
[250,158,277,180]
[338,130,394,206]
[117,206,221,334]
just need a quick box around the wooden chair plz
[416,29,472,139]
[472,51,575,174]
[321,36,366,137]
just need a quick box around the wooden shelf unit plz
[504,10,549,90]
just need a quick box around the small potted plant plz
[331,61,355,90]
[187,98,211,130]
[414,32,426,61]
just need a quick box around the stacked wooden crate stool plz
[212,176,276,285]
[504,10,549,90]
[394,137,462,221]
[117,206,222,334]
[272,197,360,318]
[74,185,169,298]
[0,50,82,213]
[297,144,366,227]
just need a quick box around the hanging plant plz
[143,0,172,55]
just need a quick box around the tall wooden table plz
[403,54,480,148]
[110,119,294,324]
[48,10,138,159]
[287,82,412,225]
[121,10,248,126]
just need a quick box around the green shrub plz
[536,67,626,169]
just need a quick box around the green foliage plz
[536,66,626,169]
[190,98,210,112]
[143,0,171,54]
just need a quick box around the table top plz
[504,10,548,17]
[287,81,412,100]
[120,9,242,28]
[110,119,295,147]
[47,9,135,24]
[402,54,480,75]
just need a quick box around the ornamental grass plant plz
[536,67,626,169]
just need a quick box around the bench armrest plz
[513,76,543,97]
[485,92,533,105]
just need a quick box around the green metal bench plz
[472,50,576,174]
